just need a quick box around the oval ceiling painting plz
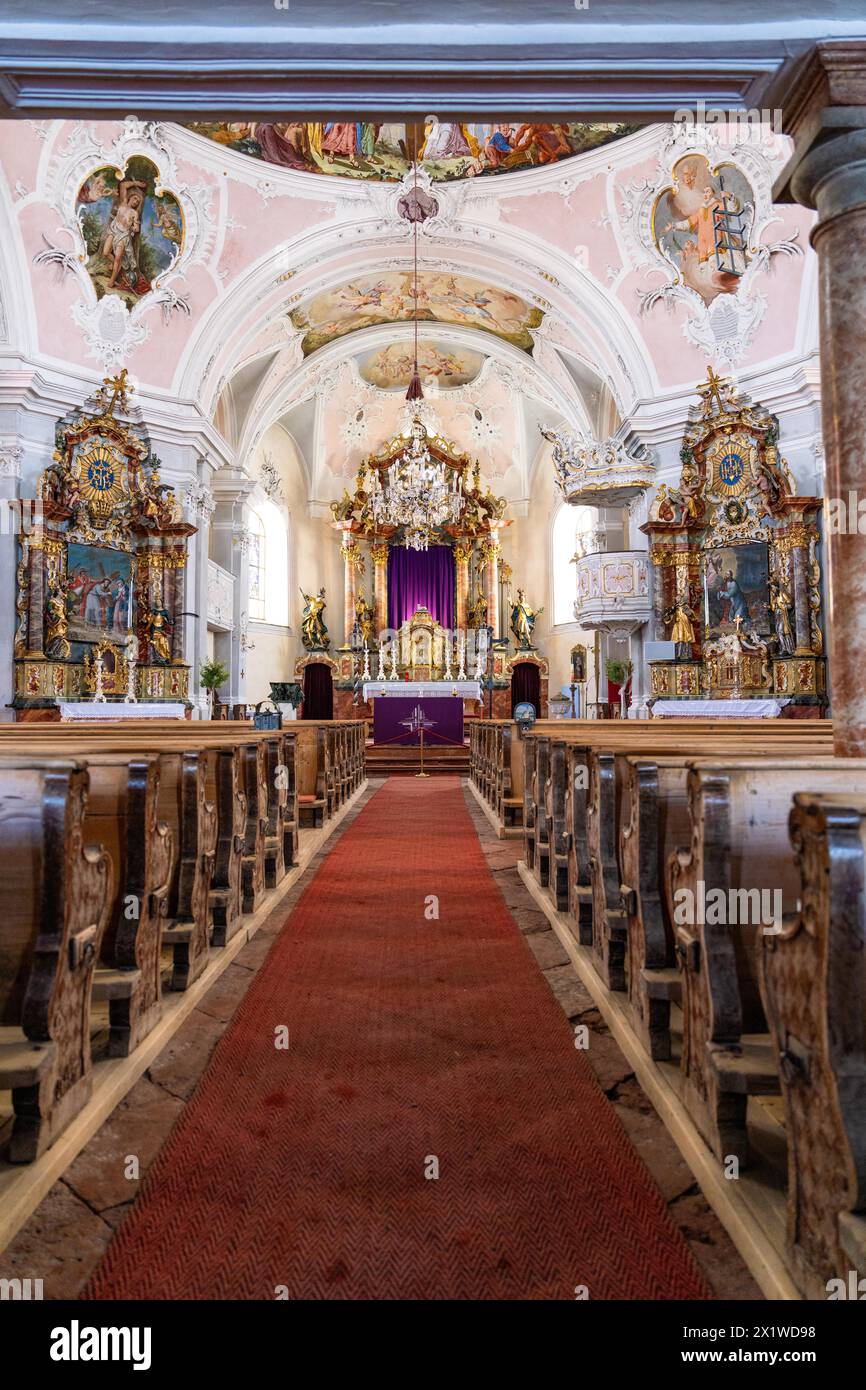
[358,341,485,390]
[291,272,542,354]
[187,120,636,183]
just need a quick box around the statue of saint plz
[301,587,330,650]
[467,591,488,629]
[511,588,542,648]
[355,592,375,646]
[771,579,795,655]
[667,600,697,660]
[143,608,173,663]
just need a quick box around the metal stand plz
[415,724,430,778]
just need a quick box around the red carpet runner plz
[86,778,710,1300]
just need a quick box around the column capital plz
[454,542,473,564]
[775,42,866,221]
[371,542,390,565]
[479,537,501,562]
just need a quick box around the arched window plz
[247,498,289,627]
[248,509,266,621]
[552,503,593,626]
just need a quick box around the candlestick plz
[125,640,137,704]
[94,653,107,703]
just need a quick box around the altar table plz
[363,682,481,747]
[650,699,791,719]
[59,702,187,721]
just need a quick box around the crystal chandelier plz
[369,418,464,551]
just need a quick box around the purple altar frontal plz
[372,695,465,747]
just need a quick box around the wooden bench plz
[759,791,866,1294]
[668,755,863,1165]
[0,759,113,1162]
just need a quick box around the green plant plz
[606,658,631,686]
[200,658,230,692]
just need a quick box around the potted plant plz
[606,658,632,718]
[199,658,230,720]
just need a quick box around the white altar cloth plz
[651,699,791,719]
[362,680,482,702]
[59,702,187,721]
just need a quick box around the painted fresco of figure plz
[422,118,471,160]
[101,180,148,292]
[321,123,361,166]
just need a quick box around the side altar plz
[12,371,196,717]
[643,369,826,713]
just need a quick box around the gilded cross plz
[697,365,729,416]
[100,368,132,419]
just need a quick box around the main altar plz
[12,371,196,718]
[304,417,549,721]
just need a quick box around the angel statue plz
[511,588,542,649]
[301,587,330,651]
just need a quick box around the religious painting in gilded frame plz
[66,542,133,646]
[703,541,771,642]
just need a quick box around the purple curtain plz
[511,662,541,716]
[301,663,333,719]
[387,545,455,630]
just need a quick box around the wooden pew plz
[594,729,832,994]
[759,791,866,1293]
[523,721,833,996]
[0,743,175,1057]
[469,720,524,837]
[0,759,113,1162]
[294,724,328,828]
[668,755,863,1166]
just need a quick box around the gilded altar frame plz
[642,370,826,708]
[13,372,196,711]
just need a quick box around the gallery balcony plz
[574,550,652,636]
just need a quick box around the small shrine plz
[642,368,826,710]
[13,370,196,714]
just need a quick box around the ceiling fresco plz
[291,272,543,354]
[187,120,636,182]
[357,341,485,390]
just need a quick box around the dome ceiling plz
[187,120,636,183]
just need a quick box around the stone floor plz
[0,775,762,1300]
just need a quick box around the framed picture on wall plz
[703,541,771,641]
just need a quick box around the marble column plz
[480,536,500,637]
[372,543,389,638]
[778,60,866,753]
[211,468,254,714]
[340,532,359,644]
[454,541,472,633]
[0,445,23,716]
